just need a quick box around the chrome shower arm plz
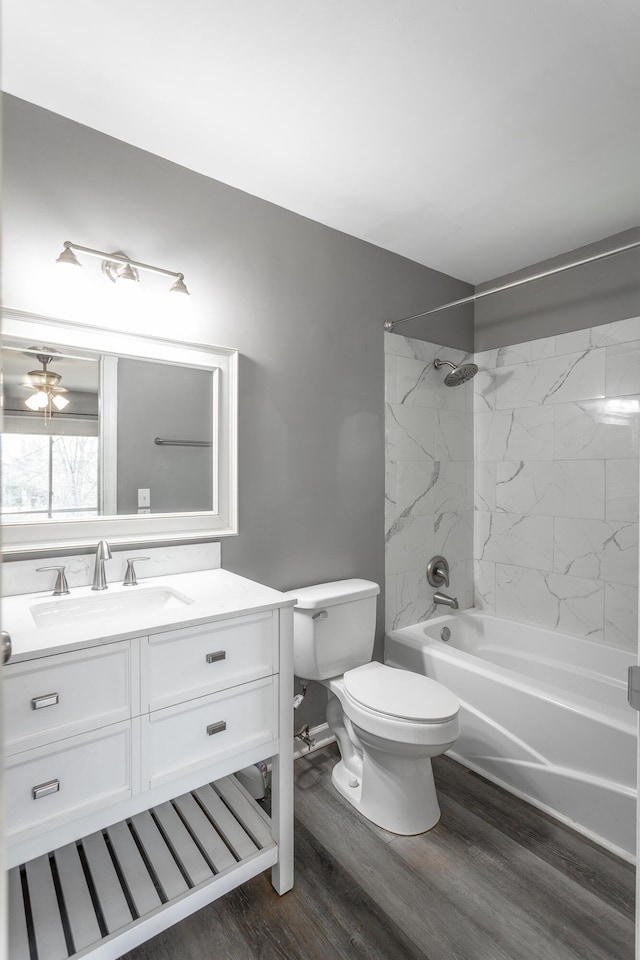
[433,359,456,371]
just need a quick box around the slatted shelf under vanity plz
[9,775,277,960]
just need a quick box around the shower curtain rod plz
[383,237,640,332]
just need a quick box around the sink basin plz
[30,587,193,629]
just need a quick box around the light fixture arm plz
[60,241,186,284]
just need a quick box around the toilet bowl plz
[288,579,460,835]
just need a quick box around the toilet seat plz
[343,662,459,723]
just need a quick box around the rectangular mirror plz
[1,309,237,554]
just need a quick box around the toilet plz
[289,578,460,835]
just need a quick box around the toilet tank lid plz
[286,578,380,610]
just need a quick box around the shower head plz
[434,358,478,386]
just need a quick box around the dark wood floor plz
[123,745,635,960]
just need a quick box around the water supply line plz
[293,681,316,748]
[293,681,308,710]
[294,725,316,750]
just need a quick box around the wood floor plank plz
[296,748,634,960]
[433,755,635,920]
[295,755,517,960]
[217,875,348,960]
[120,811,429,960]
[119,893,256,960]
[390,793,633,960]
[289,818,430,960]
[121,747,636,960]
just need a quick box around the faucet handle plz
[123,557,150,587]
[37,566,70,596]
[427,555,450,589]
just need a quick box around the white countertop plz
[2,568,295,663]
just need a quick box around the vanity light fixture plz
[21,354,70,423]
[55,241,190,295]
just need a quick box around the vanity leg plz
[271,605,294,894]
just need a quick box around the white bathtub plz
[385,610,637,861]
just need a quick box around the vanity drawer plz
[5,721,132,838]
[143,611,278,711]
[4,642,132,755]
[143,675,277,789]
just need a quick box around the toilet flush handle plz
[312,610,328,621]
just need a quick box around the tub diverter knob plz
[427,556,450,588]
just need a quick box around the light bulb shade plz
[102,252,139,285]
[60,242,190,297]
[52,394,70,411]
[117,262,139,282]
[25,391,49,411]
[56,245,82,268]
[169,275,190,295]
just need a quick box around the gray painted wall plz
[2,94,472,729]
[475,227,640,351]
[116,359,213,514]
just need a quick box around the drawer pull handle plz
[1,630,11,665]
[32,779,60,800]
[31,693,59,710]
[206,650,226,664]
[207,721,227,736]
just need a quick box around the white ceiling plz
[3,0,639,284]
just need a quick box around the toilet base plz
[331,751,441,835]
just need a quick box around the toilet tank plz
[288,579,380,680]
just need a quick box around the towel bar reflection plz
[154,438,213,447]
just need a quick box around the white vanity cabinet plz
[6,722,134,839]
[141,610,278,711]
[4,573,294,960]
[4,641,135,755]
[139,612,280,793]
[5,642,138,846]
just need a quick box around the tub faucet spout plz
[434,591,459,610]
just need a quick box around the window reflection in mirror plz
[1,342,214,521]
[2,348,100,521]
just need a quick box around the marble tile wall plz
[384,333,475,630]
[474,315,640,650]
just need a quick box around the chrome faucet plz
[91,539,112,590]
[428,555,459,609]
[433,591,459,610]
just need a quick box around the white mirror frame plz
[1,309,238,555]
